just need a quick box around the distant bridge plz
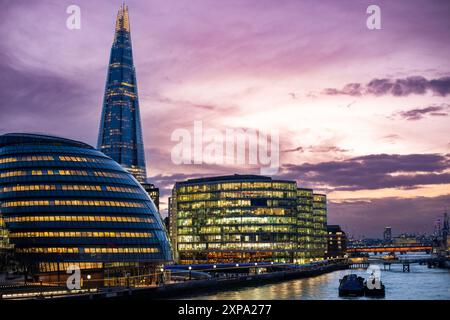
[349,257,440,272]
[347,244,432,254]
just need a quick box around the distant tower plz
[97,4,147,183]
[383,227,392,244]
[434,219,442,237]
[443,212,449,233]
[442,212,449,247]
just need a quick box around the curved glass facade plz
[169,175,327,264]
[0,133,172,278]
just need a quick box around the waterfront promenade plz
[0,261,347,300]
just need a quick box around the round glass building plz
[0,133,172,285]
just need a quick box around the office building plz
[142,183,159,210]
[169,174,327,264]
[312,193,328,259]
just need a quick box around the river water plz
[186,255,450,300]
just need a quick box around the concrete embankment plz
[57,262,348,300]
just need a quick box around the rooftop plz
[0,133,94,150]
[175,174,301,186]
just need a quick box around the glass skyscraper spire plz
[98,4,147,183]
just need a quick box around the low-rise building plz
[326,225,347,259]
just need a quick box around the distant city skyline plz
[0,0,449,236]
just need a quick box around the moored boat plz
[338,274,365,297]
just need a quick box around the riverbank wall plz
[53,262,348,300]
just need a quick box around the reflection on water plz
[185,256,450,300]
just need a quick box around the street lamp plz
[188,266,192,280]
[160,268,164,284]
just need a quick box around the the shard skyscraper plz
[98,4,147,183]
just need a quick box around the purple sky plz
[1,0,450,237]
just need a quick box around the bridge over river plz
[349,255,442,272]
[347,244,432,254]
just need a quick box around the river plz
[185,255,450,300]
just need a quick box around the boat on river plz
[338,274,365,297]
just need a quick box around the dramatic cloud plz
[1,0,450,234]
[281,153,450,191]
[324,76,450,97]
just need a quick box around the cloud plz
[281,142,349,155]
[428,77,450,96]
[381,134,401,143]
[324,83,362,96]
[395,104,449,121]
[153,95,238,112]
[282,146,304,153]
[280,153,450,191]
[288,93,298,100]
[324,76,450,97]
[307,145,349,154]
